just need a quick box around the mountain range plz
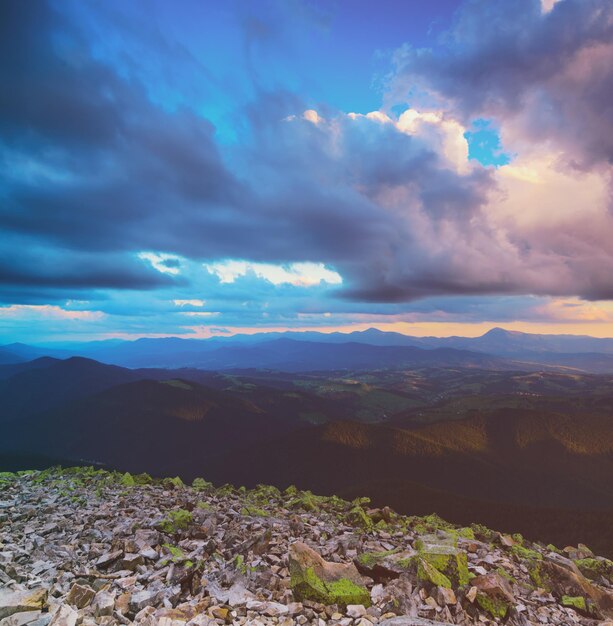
[4,327,613,372]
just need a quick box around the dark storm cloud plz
[0,0,245,254]
[0,240,179,305]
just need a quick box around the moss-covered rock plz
[162,476,184,490]
[562,595,586,611]
[471,572,515,619]
[287,490,320,512]
[476,592,509,618]
[540,554,613,619]
[575,557,613,583]
[458,527,475,540]
[134,472,153,485]
[416,557,452,589]
[291,566,371,606]
[510,542,547,588]
[410,513,455,535]
[119,472,135,487]
[354,549,418,581]
[346,505,374,531]
[414,532,470,587]
[158,508,193,534]
[289,541,370,608]
[191,477,213,492]
[240,505,269,517]
[355,549,399,569]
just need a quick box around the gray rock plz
[65,584,95,609]
[48,605,77,626]
[0,589,47,620]
[22,617,51,626]
[0,610,42,626]
[92,591,115,617]
[346,605,367,618]
[95,551,122,569]
[129,589,160,613]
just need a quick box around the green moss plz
[416,558,452,589]
[252,484,280,500]
[561,596,586,611]
[546,543,561,554]
[290,566,371,607]
[162,476,184,490]
[511,544,542,562]
[421,552,451,571]
[234,554,247,575]
[508,542,547,589]
[575,557,613,581]
[159,508,193,534]
[344,496,375,531]
[192,477,213,492]
[119,472,136,487]
[288,490,321,513]
[134,472,152,485]
[496,567,516,584]
[458,527,475,540]
[471,523,496,542]
[414,535,470,587]
[162,543,186,564]
[196,501,214,511]
[356,549,399,568]
[216,483,236,496]
[240,505,270,517]
[375,519,389,531]
[476,593,509,618]
[410,513,455,535]
[528,562,548,589]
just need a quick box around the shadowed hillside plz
[2,356,613,558]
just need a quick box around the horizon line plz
[7,324,613,347]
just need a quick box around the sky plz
[1,0,613,343]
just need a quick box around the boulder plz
[289,542,371,607]
[540,553,613,618]
[414,532,470,588]
[355,550,416,581]
[471,572,515,619]
[65,584,95,609]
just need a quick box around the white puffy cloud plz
[204,260,342,287]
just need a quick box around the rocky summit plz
[1,469,613,626]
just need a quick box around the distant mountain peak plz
[482,327,517,337]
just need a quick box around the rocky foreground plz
[1,469,613,626]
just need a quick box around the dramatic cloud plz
[1,0,612,340]
[390,0,613,171]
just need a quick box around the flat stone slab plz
[0,589,47,620]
